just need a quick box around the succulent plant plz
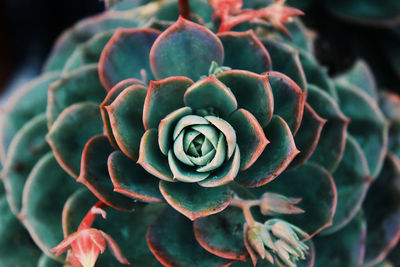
[0,0,399,266]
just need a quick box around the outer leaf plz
[363,153,400,266]
[78,135,137,211]
[307,85,349,172]
[19,153,80,260]
[236,116,299,187]
[336,82,388,178]
[150,17,224,80]
[99,28,160,90]
[218,30,271,74]
[143,76,193,130]
[105,84,147,160]
[289,103,326,169]
[47,103,103,178]
[108,151,164,202]
[379,91,400,158]
[262,39,307,92]
[314,212,366,267]
[37,254,62,267]
[217,70,273,128]
[251,163,337,237]
[62,189,162,266]
[147,207,233,267]
[323,135,370,234]
[47,64,106,127]
[267,71,306,134]
[193,207,248,261]
[0,72,60,162]
[159,181,232,221]
[3,114,50,214]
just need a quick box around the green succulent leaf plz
[108,151,164,202]
[147,207,233,266]
[3,114,50,215]
[218,30,271,74]
[159,181,232,221]
[290,103,326,169]
[235,116,299,188]
[262,39,307,92]
[228,109,269,171]
[150,17,224,80]
[47,64,106,127]
[47,102,103,178]
[184,75,237,118]
[193,206,248,261]
[62,189,162,266]
[336,82,388,178]
[363,153,400,266]
[379,91,400,158]
[251,163,337,236]
[19,153,80,260]
[314,212,366,267]
[216,70,273,128]
[0,197,41,266]
[37,254,62,267]
[335,60,377,99]
[307,85,349,172]
[168,150,210,182]
[63,31,114,74]
[99,28,160,90]
[78,135,138,211]
[143,76,193,130]
[0,72,60,163]
[267,71,306,134]
[101,78,145,149]
[106,84,147,160]
[138,129,174,181]
[323,135,370,234]
[44,11,140,71]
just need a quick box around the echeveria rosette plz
[82,17,307,221]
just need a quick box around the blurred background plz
[0,0,398,96]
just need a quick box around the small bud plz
[260,193,304,215]
[247,223,266,259]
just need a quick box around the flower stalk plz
[179,0,191,19]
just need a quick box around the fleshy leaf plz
[379,91,400,159]
[323,135,370,234]
[63,31,114,74]
[150,17,224,80]
[0,72,60,162]
[159,181,232,221]
[47,64,106,127]
[78,135,137,211]
[218,30,271,74]
[216,70,273,128]
[193,206,248,261]
[147,207,233,266]
[184,75,237,118]
[3,114,50,215]
[99,28,160,90]
[101,79,145,149]
[336,82,388,178]
[199,145,240,187]
[267,71,306,134]
[262,39,307,92]
[168,151,210,182]
[38,254,63,267]
[47,103,103,178]
[290,103,326,169]
[108,151,164,202]
[106,84,147,160]
[138,129,174,181]
[314,212,366,267]
[228,109,269,171]
[251,163,337,236]
[62,189,163,266]
[19,153,80,259]
[307,84,349,172]
[236,116,299,187]
[205,116,236,159]
[363,153,400,266]
[143,76,193,130]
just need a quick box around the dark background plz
[0,0,398,93]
